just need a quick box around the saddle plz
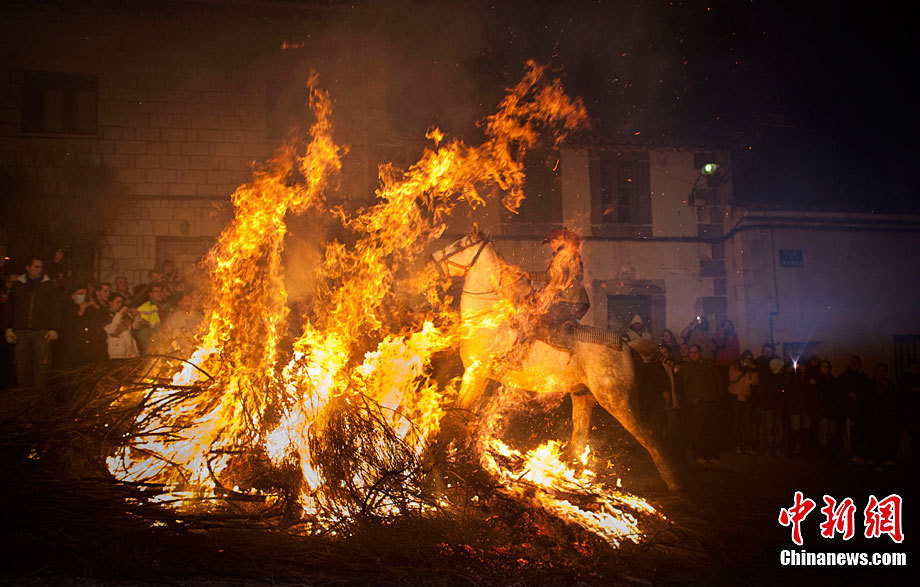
[501,323,621,371]
[536,323,623,352]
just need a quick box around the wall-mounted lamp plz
[688,162,720,206]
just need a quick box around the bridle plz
[432,236,488,279]
[431,236,502,299]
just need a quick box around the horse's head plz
[430,231,489,278]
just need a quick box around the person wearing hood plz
[622,313,657,361]
[626,313,652,342]
[3,257,62,389]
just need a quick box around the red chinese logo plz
[780,492,905,545]
[819,495,856,540]
[864,494,904,543]
[778,491,816,546]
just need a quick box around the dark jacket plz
[838,367,870,419]
[3,275,62,331]
[789,365,821,416]
[680,358,721,403]
[755,355,785,410]
[816,374,840,419]
[60,303,108,367]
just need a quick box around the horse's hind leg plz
[608,400,681,491]
[570,389,596,457]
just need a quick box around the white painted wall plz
[727,213,920,370]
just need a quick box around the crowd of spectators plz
[626,316,920,469]
[1,253,201,391]
[3,252,918,471]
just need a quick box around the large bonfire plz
[106,62,664,546]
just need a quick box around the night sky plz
[379,0,917,212]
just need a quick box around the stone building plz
[449,146,920,375]
[1,0,388,285]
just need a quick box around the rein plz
[433,236,499,298]
[434,238,488,278]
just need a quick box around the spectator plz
[816,360,840,456]
[680,344,722,463]
[869,363,899,467]
[3,257,61,390]
[114,275,131,299]
[95,281,112,308]
[678,342,691,363]
[86,280,99,308]
[60,284,108,368]
[649,344,681,455]
[135,283,169,353]
[680,316,715,360]
[660,329,680,361]
[713,319,741,388]
[0,271,19,389]
[625,314,652,342]
[728,349,758,454]
[160,291,201,358]
[660,328,677,348]
[129,282,149,309]
[47,247,72,288]
[642,344,670,431]
[755,343,785,456]
[622,313,658,365]
[899,361,920,462]
[104,293,142,359]
[838,355,870,461]
[789,355,820,455]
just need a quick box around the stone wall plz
[0,1,384,283]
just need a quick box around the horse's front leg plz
[570,388,597,458]
[456,360,491,413]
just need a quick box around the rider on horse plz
[530,228,590,333]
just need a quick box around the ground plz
[0,390,915,585]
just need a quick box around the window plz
[22,71,97,134]
[589,151,650,225]
[894,334,920,380]
[607,294,652,334]
[507,150,562,224]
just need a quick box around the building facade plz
[3,1,918,374]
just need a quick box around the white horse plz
[431,231,680,491]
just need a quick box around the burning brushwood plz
[95,62,667,547]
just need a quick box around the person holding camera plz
[680,315,715,360]
[104,293,142,359]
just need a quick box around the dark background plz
[376,0,917,211]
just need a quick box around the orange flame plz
[106,63,660,545]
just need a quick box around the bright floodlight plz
[701,162,719,176]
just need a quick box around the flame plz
[476,387,663,547]
[106,62,661,545]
